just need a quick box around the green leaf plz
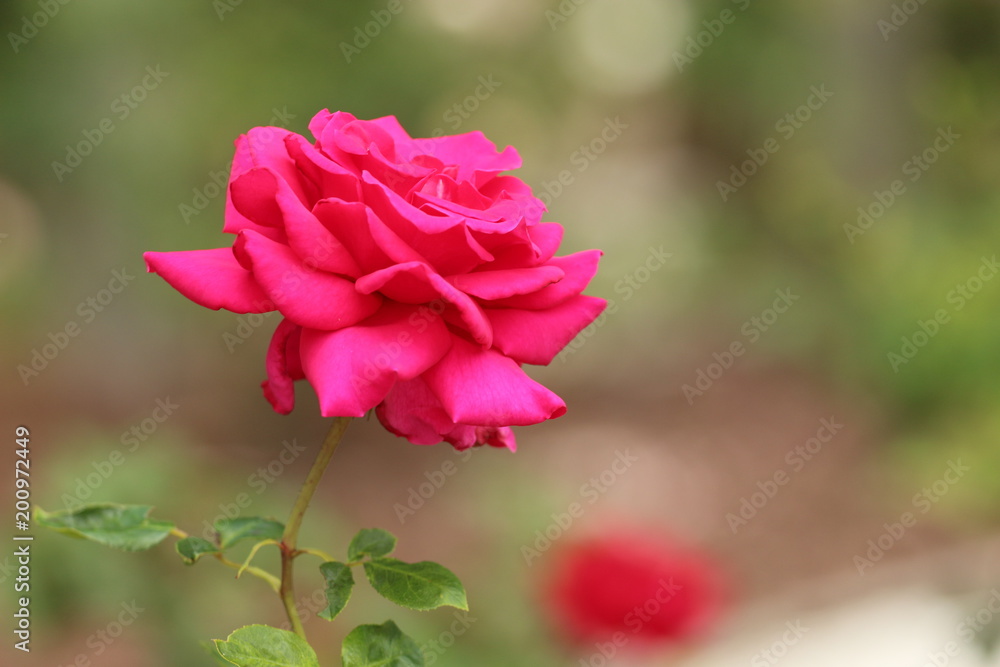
[176,536,220,564]
[318,561,355,621]
[35,504,174,552]
[215,518,285,550]
[348,528,397,561]
[342,620,424,667]
[214,625,319,667]
[363,558,468,611]
[201,640,235,666]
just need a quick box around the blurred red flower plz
[544,531,727,653]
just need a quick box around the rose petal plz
[448,265,565,301]
[223,187,286,241]
[356,261,492,347]
[412,174,496,217]
[412,131,522,181]
[376,377,461,445]
[446,425,517,452]
[230,168,284,227]
[307,109,344,142]
[334,118,398,159]
[376,378,519,450]
[261,318,303,414]
[491,250,602,310]
[367,115,416,148]
[239,230,382,330]
[284,133,360,203]
[487,295,607,365]
[476,222,563,270]
[275,187,362,278]
[422,337,566,426]
[299,303,453,417]
[226,127,316,229]
[474,426,517,451]
[144,248,273,313]
[361,173,493,274]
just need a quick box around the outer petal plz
[491,250,602,310]
[230,167,284,227]
[376,378,518,450]
[356,261,492,347]
[299,303,453,417]
[422,337,566,426]
[487,295,608,365]
[448,265,564,301]
[527,223,565,263]
[473,426,517,450]
[308,109,354,143]
[412,131,522,180]
[144,248,273,313]
[478,222,564,270]
[366,115,416,148]
[261,318,303,414]
[444,425,517,452]
[376,377,461,445]
[225,127,315,231]
[223,186,285,241]
[238,230,382,330]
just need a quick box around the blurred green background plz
[2,0,1000,665]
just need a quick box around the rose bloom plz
[145,110,605,451]
[544,531,726,649]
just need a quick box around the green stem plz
[279,417,351,641]
[170,527,280,591]
[298,547,337,562]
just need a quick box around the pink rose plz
[145,110,605,450]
